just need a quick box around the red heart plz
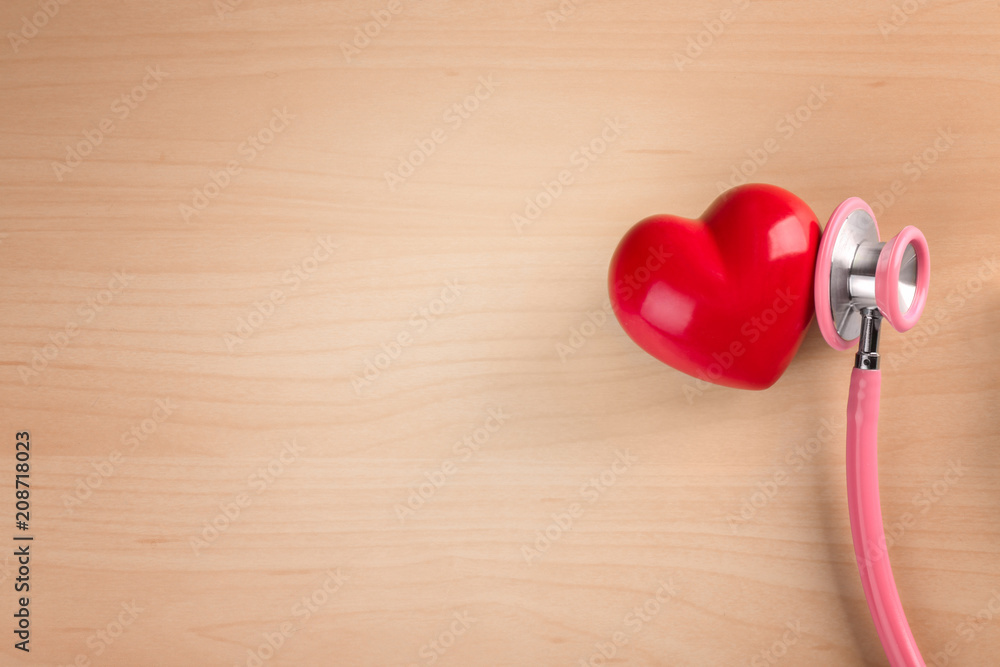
[608,184,820,390]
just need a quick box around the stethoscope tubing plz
[847,367,925,666]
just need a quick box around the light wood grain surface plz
[2,1,999,665]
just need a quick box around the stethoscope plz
[609,190,931,666]
[818,196,929,667]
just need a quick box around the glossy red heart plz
[608,184,820,390]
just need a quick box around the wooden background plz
[1,1,999,665]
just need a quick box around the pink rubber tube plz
[847,368,925,666]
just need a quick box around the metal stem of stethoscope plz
[855,308,882,370]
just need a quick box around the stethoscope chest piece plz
[815,197,930,352]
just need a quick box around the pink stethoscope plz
[817,197,930,666]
